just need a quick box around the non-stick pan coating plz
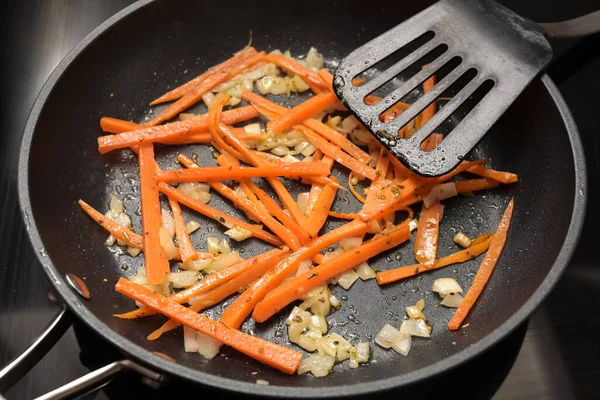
[18,0,586,397]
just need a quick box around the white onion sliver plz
[186,220,200,234]
[441,293,464,308]
[224,226,252,242]
[399,319,431,338]
[207,237,220,254]
[375,324,404,349]
[219,239,231,254]
[159,227,177,260]
[209,252,242,272]
[195,331,222,360]
[391,334,412,356]
[340,237,362,251]
[432,278,464,298]
[355,262,376,280]
[297,192,310,215]
[168,271,199,289]
[337,270,359,289]
[423,182,458,208]
[161,208,175,238]
[109,195,124,213]
[183,326,199,353]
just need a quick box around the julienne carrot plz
[147,51,267,126]
[414,201,443,267]
[263,54,329,93]
[115,247,289,320]
[100,117,142,134]
[219,219,370,329]
[97,106,259,154]
[78,200,143,248]
[168,198,199,263]
[348,172,366,203]
[158,182,283,247]
[376,233,493,284]
[422,132,443,152]
[253,223,412,323]
[328,210,358,219]
[467,165,519,184]
[115,278,302,374]
[455,178,500,193]
[448,198,514,330]
[156,163,330,183]
[150,47,257,105]
[302,176,339,238]
[267,91,338,134]
[138,144,170,285]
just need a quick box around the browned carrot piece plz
[137,144,170,285]
[302,176,338,238]
[158,182,283,247]
[467,165,519,184]
[448,198,514,330]
[219,219,370,329]
[328,210,359,219]
[263,54,328,93]
[115,278,302,375]
[147,51,266,126]
[267,91,338,134]
[115,247,288,320]
[414,201,443,267]
[168,198,199,263]
[376,234,493,284]
[253,224,412,322]
[455,178,500,193]
[149,47,257,105]
[422,132,443,152]
[78,200,143,248]
[97,106,259,154]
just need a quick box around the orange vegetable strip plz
[78,200,143,249]
[158,133,213,145]
[147,51,266,126]
[242,90,371,164]
[115,278,301,374]
[294,125,377,180]
[414,201,442,267]
[115,247,288,320]
[97,106,258,154]
[348,172,366,203]
[263,54,328,93]
[386,151,413,181]
[267,91,338,134]
[149,47,257,105]
[422,132,444,152]
[217,124,307,226]
[137,144,170,285]
[455,178,500,193]
[253,224,412,322]
[156,163,330,183]
[302,176,339,238]
[376,234,493,284]
[328,210,358,220]
[158,182,282,246]
[168,198,199,263]
[220,219,369,329]
[448,198,514,330]
[100,117,141,134]
[207,95,248,161]
[467,165,518,184]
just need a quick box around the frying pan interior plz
[22,0,582,394]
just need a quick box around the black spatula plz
[333,0,600,177]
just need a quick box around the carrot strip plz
[100,117,141,134]
[267,91,337,134]
[253,224,412,322]
[147,52,266,126]
[150,47,257,105]
[97,106,258,154]
[241,90,371,164]
[302,176,338,238]
[78,200,143,249]
[158,182,283,246]
[455,178,500,193]
[348,172,366,203]
[263,54,328,93]
[376,234,493,284]
[467,165,518,184]
[414,201,443,267]
[386,152,413,181]
[448,198,514,330]
[422,132,443,152]
[115,278,301,374]
[158,133,212,145]
[136,144,170,285]
[328,210,358,219]
[168,198,198,263]
[156,163,330,183]
[115,247,288,320]
[220,219,369,329]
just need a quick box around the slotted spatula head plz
[333,0,553,177]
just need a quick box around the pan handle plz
[538,10,600,39]
[0,304,72,394]
[34,359,166,400]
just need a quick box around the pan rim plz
[17,0,587,397]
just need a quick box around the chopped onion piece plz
[219,239,231,254]
[322,248,345,263]
[168,271,199,289]
[316,336,337,358]
[297,192,310,215]
[340,237,362,251]
[285,306,304,325]
[209,251,241,272]
[243,123,262,138]
[329,294,341,309]
[159,227,177,260]
[423,182,457,208]
[355,262,376,280]
[179,257,213,272]
[306,47,324,71]
[195,331,222,359]
[409,219,419,232]
[161,208,175,238]
[341,116,359,133]
[391,334,412,356]
[179,113,196,120]
[298,355,335,377]
[311,314,328,334]
[202,92,215,108]
[297,334,318,352]
[271,145,291,156]
[183,326,199,353]
[295,260,312,277]
[350,128,378,146]
[197,191,211,204]
[375,324,403,349]
[441,293,464,308]
[207,237,220,254]
[352,342,370,366]
[186,220,200,234]
[399,319,431,338]
[432,278,464,299]
[453,232,472,248]
[109,195,124,213]
[337,270,360,289]
[127,247,141,257]
[406,305,426,320]
[224,225,252,242]
[291,75,310,92]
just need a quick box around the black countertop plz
[1,1,599,399]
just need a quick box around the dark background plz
[1,1,599,399]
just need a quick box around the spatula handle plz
[538,10,600,38]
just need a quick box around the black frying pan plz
[9,0,586,398]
